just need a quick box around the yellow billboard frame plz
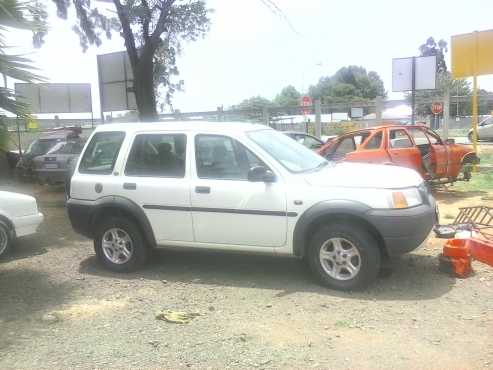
[452,30,493,157]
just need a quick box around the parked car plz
[0,191,44,257]
[16,127,83,179]
[33,139,85,184]
[468,116,493,141]
[283,131,325,150]
[67,122,437,291]
[318,125,479,183]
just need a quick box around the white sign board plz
[15,83,92,113]
[350,107,364,118]
[97,51,137,112]
[392,55,437,92]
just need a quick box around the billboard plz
[392,55,437,92]
[452,29,493,78]
[97,50,137,112]
[14,83,92,113]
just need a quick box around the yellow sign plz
[452,29,493,78]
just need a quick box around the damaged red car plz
[317,125,479,183]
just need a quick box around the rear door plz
[117,132,194,243]
[387,128,422,171]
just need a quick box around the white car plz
[0,191,44,257]
[469,116,493,141]
[67,122,437,290]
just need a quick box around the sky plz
[7,0,493,118]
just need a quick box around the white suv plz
[67,122,437,290]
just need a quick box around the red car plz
[317,125,479,183]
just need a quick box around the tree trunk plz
[133,56,158,122]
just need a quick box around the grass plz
[452,153,493,192]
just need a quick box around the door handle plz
[123,183,137,190]
[195,186,211,194]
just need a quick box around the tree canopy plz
[309,66,386,103]
[50,0,211,120]
[273,85,300,107]
[232,96,273,111]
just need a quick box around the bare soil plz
[0,181,492,370]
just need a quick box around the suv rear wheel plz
[307,223,381,290]
[0,221,12,258]
[94,216,149,272]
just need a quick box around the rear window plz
[79,131,125,174]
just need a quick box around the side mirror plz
[247,166,276,183]
[445,138,455,144]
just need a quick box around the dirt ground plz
[1,181,493,370]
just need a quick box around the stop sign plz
[301,96,312,115]
[431,102,443,115]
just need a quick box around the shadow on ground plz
[0,268,75,352]
[79,248,455,301]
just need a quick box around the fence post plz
[375,96,383,122]
[443,89,450,140]
[262,107,270,126]
[315,99,322,138]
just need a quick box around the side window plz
[79,131,125,174]
[353,132,371,146]
[333,137,356,157]
[425,130,441,145]
[363,132,383,150]
[389,129,413,149]
[408,128,429,146]
[195,135,264,180]
[125,134,186,178]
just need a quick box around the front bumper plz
[366,194,437,257]
[13,212,44,237]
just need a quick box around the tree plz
[232,96,273,111]
[51,0,211,121]
[309,66,386,103]
[274,85,300,107]
[419,37,448,73]
[410,37,474,116]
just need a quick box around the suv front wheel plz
[307,223,381,290]
[94,216,149,272]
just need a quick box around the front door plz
[425,129,449,177]
[117,132,194,243]
[387,129,422,172]
[190,134,287,247]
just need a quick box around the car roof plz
[342,124,429,135]
[93,121,271,134]
[39,130,80,140]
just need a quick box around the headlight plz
[388,187,422,209]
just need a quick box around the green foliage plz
[309,66,386,103]
[273,85,300,107]
[232,96,273,110]
[0,0,46,116]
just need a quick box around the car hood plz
[0,191,38,217]
[303,162,423,189]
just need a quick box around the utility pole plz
[315,99,322,138]
[443,88,450,140]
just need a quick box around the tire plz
[0,221,12,258]
[307,223,381,291]
[94,216,149,272]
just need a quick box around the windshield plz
[248,129,327,173]
[26,139,60,156]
